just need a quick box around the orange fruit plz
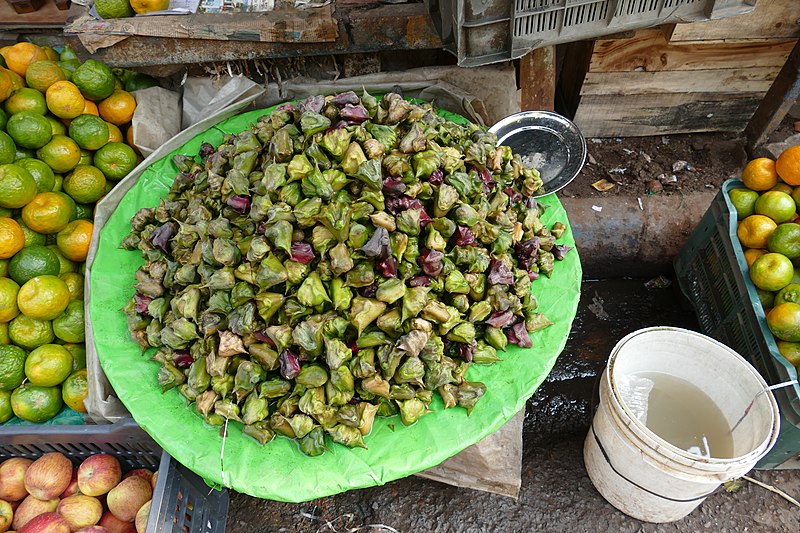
[1,42,47,77]
[771,183,794,194]
[0,217,25,259]
[775,283,800,306]
[737,214,778,249]
[4,87,47,116]
[728,188,759,220]
[46,80,86,120]
[93,142,137,181]
[36,134,81,174]
[25,60,65,93]
[24,343,73,387]
[0,163,38,209]
[63,165,107,204]
[750,252,794,292]
[61,368,88,412]
[56,219,93,262]
[10,382,62,422]
[754,190,796,223]
[98,90,136,126]
[768,222,800,259]
[744,248,767,268]
[21,192,72,234]
[17,274,71,321]
[0,69,12,102]
[0,66,25,92]
[767,302,800,342]
[82,99,99,116]
[106,121,123,143]
[130,0,169,13]
[776,145,800,186]
[42,46,59,61]
[776,341,800,368]
[742,158,779,191]
[0,277,20,323]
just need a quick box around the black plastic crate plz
[674,178,800,468]
[0,419,229,532]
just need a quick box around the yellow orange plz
[1,42,47,77]
[98,90,136,126]
[737,214,778,249]
[46,80,86,120]
[742,158,779,191]
[776,145,800,186]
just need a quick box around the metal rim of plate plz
[489,110,587,198]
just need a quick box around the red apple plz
[77,456,121,498]
[57,495,103,531]
[59,468,80,499]
[133,500,150,533]
[11,496,58,530]
[23,453,72,501]
[0,458,33,502]
[106,477,151,523]
[97,512,134,533]
[121,470,152,486]
[149,471,158,492]
[75,527,110,533]
[18,512,69,533]
[0,499,13,533]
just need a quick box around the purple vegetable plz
[516,237,541,270]
[340,104,369,123]
[349,341,359,355]
[199,142,215,159]
[289,242,315,264]
[375,256,398,278]
[524,196,538,210]
[359,283,378,298]
[408,275,431,287]
[386,195,423,215]
[133,293,152,314]
[150,222,176,254]
[419,208,432,228]
[256,222,267,235]
[428,169,444,185]
[382,178,406,197]
[299,95,325,114]
[453,226,476,247]
[279,349,301,380]
[173,351,194,369]
[553,244,573,260]
[504,186,522,204]
[478,168,496,194]
[361,227,391,258]
[253,329,271,343]
[459,341,477,363]
[275,103,296,112]
[507,321,532,348]
[488,259,514,286]
[418,248,444,277]
[528,270,539,281]
[486,310,515,328]
[226,195,251,214]
[330,91,359,106]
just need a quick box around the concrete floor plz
[225,278,800,532]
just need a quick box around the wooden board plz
[666,0,800,43]
[589,29,795,73]
[574,92,763,138]
[64,3,337,42]
[580,67,780,96]
[0,0,69,28]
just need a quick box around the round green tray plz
[89,106,582,502]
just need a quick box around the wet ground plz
[226,277,800,532]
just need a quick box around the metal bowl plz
[489,110,587,198]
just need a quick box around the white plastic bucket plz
[584,327,780,523]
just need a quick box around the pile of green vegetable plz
[120,91,571,456]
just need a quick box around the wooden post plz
[520,46,556,112]
[745,39,800,154]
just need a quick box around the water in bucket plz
[621,371,734,459]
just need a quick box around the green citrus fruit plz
[71,60,116,102]
[0,389,12,423]
[750,252,795,292]
[729,188,759,220]
[93,141,137,181]
[10,382,62,422]
[63,342,86,372]
[63,165,106,204]
[45,114,67,136]
[69,113,109,151]
[36,134,81,174]
[75,203,93,220]
[7,313,54,350]
[25,343,73,387]
[4,88,47,115]
[0,163,37,209]
[7,245,60,284]
[52,299,84,343]
[768,222,800,259]
[776,340,800,368]
[0,277,19,323]
[14,217,46,247]
[13,146,34,161]
[59,271,83,301]
[46,244,75,275]
[16,158,55,193]
[17,274,71,321]
[0,131,17,165]
[767,302,800,342]
[0,109,7,131]
[754,190,797,223]
[62,368,87,412]
[6,111,53,149]
[0,344,26,391]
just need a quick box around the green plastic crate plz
[674,178,800,469]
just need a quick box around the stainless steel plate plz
[489,110,587,198]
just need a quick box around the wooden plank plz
[520,46,555,112]
[589,29,796,73]
[746,39,800,152]
[574,92,763,138]
[556,40,595,118]
[0,0,68,28]
[64,3,337,42]
[580,67,780,96]
[666,0,800,43]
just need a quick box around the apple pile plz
[0,452,157,533]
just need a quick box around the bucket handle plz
[590,423,722,504]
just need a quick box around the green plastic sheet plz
[89,106,582,502]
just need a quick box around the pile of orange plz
[732,146,800,372]
[0,41,159,424]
